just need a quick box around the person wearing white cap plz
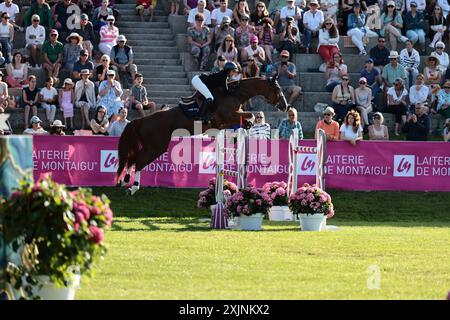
[187,0,212,27]
[75,69,97,129]
[381,50,407,90]
[355,77,373,130]
[380,1,409,51]
[99,14,119,55]
[97,69,123,119]
[25,14,45,67]
[431,41,449,73]
[23,115,48,135]
[404,1,426,53]
[110,34,138,82]
[315,106,340,141]
[213,16,234,51]
[59,78,75,129]
[211,0,232,27]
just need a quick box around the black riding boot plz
[201,98,213,123]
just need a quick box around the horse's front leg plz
[127,171,141,195]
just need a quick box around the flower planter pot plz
[268,206,292,221]
[237,213,264,231]
[31,275,81,300]
[299,213,325,231]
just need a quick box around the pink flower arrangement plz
[261,181,289,206]
[197,177,238,209]
[227,185,273,216]
[288,183,334,219]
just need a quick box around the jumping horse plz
[116,77,288,195]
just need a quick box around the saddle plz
[179,91,204,120]
[180,91,199,104]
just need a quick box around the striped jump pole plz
[287,128,326,196]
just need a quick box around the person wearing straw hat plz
[23,115,48,135]
[110,34,138,83]
[59,78,75,129]
[43,29,63,85]
[75,69,96,129]
[63,32,83,72]
[49,119,66,135]
[99,14,119,55]
[315,106,340,141]
[423,55,442,90]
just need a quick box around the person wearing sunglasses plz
[399,40,420,89]
[23,0,54,32]
[0,12,14,65]
[90,105,109,135]
[187,0,212,27]
[381,50,407,91]
[278,107,303,140]
[25,14,45,67]
[315,106,339,141]
[401,102,430,141]
[436,80,450,121]
[428,5,447,50]
[355,77,373,132]
[187,13,212,71]
[331,75,356,124]
[99,15,119,55]
[347,2,378,56]
[404,1,426,54]
[248,111,271,140]
[431,41,449,74]
[368,112,389,140]
[43,29,64,85]
[387,77,409,136]
[318,18,340,67]
[250,1,268,28]
[92,0,114,31]
[408,73,429,114]
[214,16,235,52]
[369,36,390,71]
[380,0,409,52]
[211,0,233,28]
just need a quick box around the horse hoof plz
[127,185,140,196]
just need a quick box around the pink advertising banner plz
[32,136,450,191]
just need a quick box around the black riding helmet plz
[224,62,239,73]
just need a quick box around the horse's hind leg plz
[127,149,161,195]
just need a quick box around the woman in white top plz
[0,12,14,64]
[368,112,389,140]
[408,73,429,113]
[248,111,271,139]
[5,51,28,88]
[23,116,48,135]
[387,77,409,136]
[75,69,97,129]
[339,110,363,145]
[38,77,58,127]
[317,18,340,68]
[431,41,449,73]
[355,77,373,129]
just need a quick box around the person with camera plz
[443,118,450,142]
[257,17,275,64]
[98,15,119,55]
[331,75,356,125]
[214,16,235,51]
[402,102,430,141]
[272,50,302,106]
[278,16,300,60]
[241,35,265,76]
[387,77,409,136]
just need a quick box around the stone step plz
[132,46,179,54]
[134,52,180,60]
[119,14,169,22]
[131,58,181,65]
[298,72,362,92]
[149,90,192,97]
[124,33,174,40]
[139,71,186,78]
[145,78,189,85]
[116,4,167,11]
[118,27,172,34]
[145,84,192,91]
[138,65,185,72]
[127,40,175,47]
[115,21,169,28]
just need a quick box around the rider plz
[191,61,240,122]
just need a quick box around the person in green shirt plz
[23,0,54,32]
[43,29,64,85]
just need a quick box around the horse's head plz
[266,76,289,112]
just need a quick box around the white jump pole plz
[287,128,326,196]
[215,128,247,205]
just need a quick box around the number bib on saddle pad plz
[179,100,201,119]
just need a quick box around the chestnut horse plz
[116,77,288,195]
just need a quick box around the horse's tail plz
[116,120,140,184]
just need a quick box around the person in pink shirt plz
[99,15,119,55]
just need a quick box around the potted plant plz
[0,175,113,299]
[288,183,334,231]
[262,181,292,221]
[226,185,273,231]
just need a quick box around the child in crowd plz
[136,0,155,22]
[130,73,156,117]
[0,71,8,112]
[22,75,40,129]
[39,77,58,127]
[59,78,75,130]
